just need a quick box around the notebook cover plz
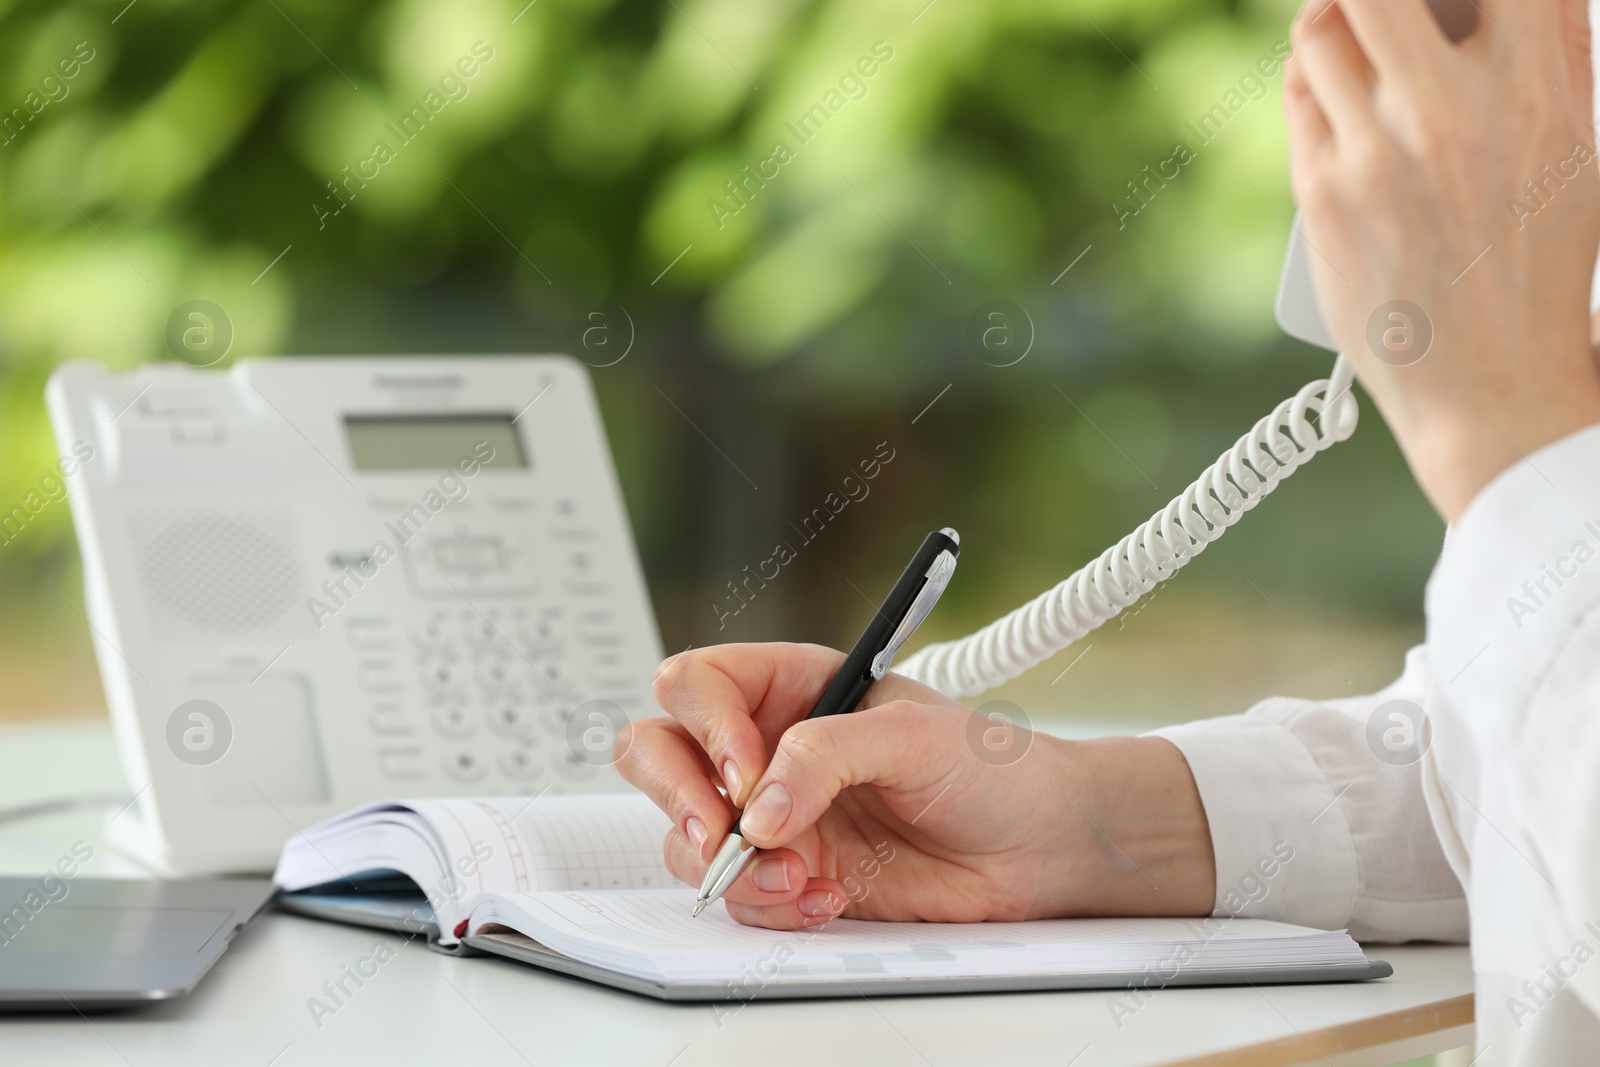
[463,929,1394,1002]
[276,889,1395,1001]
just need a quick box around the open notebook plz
[273,793,1391,1001]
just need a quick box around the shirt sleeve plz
[1152,644,1468,942]
[1424,424,1600,1008]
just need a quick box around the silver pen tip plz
[692,898,708,917]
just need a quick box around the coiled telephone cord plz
[899,357,1359,698]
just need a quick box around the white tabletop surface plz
[0,719,1476,1067]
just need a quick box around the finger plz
[739,701,956,849]
[652,643,844,806]
[661,827,810,905]
[1334,0,1452,78]
[1283,53,1334,160]
[614,717,731,858]
[1292,1,1379,136]
[724,878,850,930]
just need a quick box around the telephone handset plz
[1275,0,1479,353]
[899,0,1479,697]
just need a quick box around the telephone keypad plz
[367,515,643,786]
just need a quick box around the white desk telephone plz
[48,356,662,874]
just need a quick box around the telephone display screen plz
[344,414,527,471]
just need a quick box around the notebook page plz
[398,794,676,902]
[474,888,1368,985]
[497,793,675,892]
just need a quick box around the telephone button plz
[551,524,593,542]
[463,615,505,649]
[369,702,414,737]
[442,749,488,783]
[516,618,560,651]
[436,536,504,575]
[377,746,426,780]
[169,419,226,446]
[497,743,544,782]
[561,550,610,596]
[576,618,622,647]
[476,659,518,692]
[539,700,578,738]
[420,660,466,693]
[430,703,475,739]
[358,661,403,694]
[403,529,536,597]
[528,660,568,690]
[411,614,454,650]
[485,700,535,739]
[346,617,394,652]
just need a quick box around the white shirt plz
[1154,425,1600,1065]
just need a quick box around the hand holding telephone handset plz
[898,0,1485,696]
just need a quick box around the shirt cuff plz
[1152,710,1360,932]
[1427,424,1600,718]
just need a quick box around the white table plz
[0,720,1476,1067]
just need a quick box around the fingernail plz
[721,760,743,803]
[741,782,792,840]
[752,857,791,893]
[653,653,680,681]
[685,816,708,856]
[798,889,841,917]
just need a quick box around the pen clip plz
[869,547,957,680]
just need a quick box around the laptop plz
[0,877,275,1010]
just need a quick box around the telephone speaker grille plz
[130,510,305,639]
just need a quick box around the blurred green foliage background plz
[0,0,1442,723]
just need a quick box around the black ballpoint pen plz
[691,527,961,916]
